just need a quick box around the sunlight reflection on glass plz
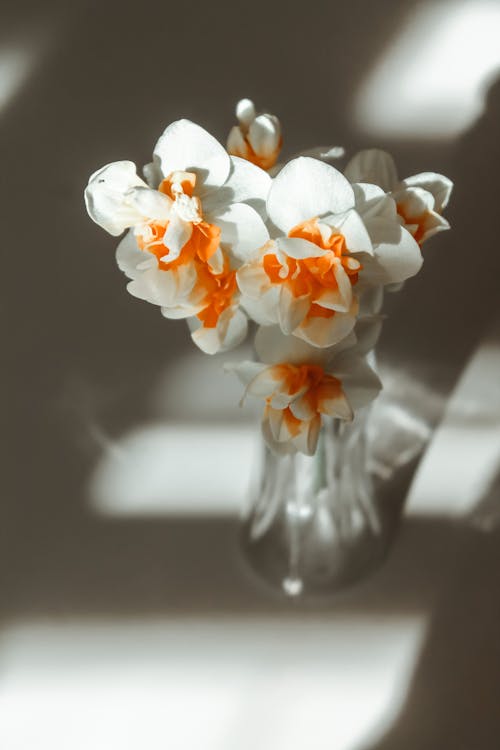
[354,0,500,139]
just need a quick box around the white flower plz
[344,149,452,245]
[227,98,282,172]
[85,120,271,354]
[237,157,421,348]
[226,324,381,456]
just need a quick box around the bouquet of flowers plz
[85,99,452,457]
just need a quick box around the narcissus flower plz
[226,324,381,456]
[344,149,452,245]
[85,120,271,353]
[227,98,282,172]
[237,157,422,348]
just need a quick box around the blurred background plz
[2,0,500,747]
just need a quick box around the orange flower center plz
[262,218,361,321]
[196,262,238,329]
[262,362,345,436]
[136,220,221,270]
[159,171,196,199]
[268,362,344,422]
[396,203,432,245]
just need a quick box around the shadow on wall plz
[363,75,500,750]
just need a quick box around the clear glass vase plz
[241,397,430,598]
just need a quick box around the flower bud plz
[227,98,282,171]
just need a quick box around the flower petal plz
[209,202,269,263]
[85,161,171,236]
[255,324,329,365]
[161,212,193,262]
[128,264,197,308]
[402,172,453,212]
[361,219,423,285]
[240,287,279,325]
[392,186,434,220]
[292,415,322,456]
[329,209,373,255]
[153,119,231,195]
[278,286,310,334]
[189,306,248,354]
[224,359,267,388]
[267,157,355,233]
[275,236,327,259]
[353,183,398,222]
[203,156,272,221]
[314,264,352,312]
[295,306,357,348]
[237,262,272,299]
[332,353,382,410]
[344,149,398,192]
[115,230,148,279]
[317,384,353,420]
[248,114,281,157]
[236,98,256,128]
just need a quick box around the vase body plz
[241,398,428,597]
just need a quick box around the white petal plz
[352,316,383,356]
[333,354,382,410]
[362,219,423,285]
[226,126,248,158]
[392,186,434,220]
[295,307,357,348]
[128,264,196,308]
[203,155,271,221]
[289,393,316,421]
[402,172,453,212]
[224,359,267,388]
[219,307,249,352]
[267,157,355,233]
[358,285,384,316]
[142,160,163,189]
[255,324,328,366]
[237,263,272,299]
[161,212,192,262]
[329,209,373,255]
[248,114,281,157]
[246,367,287,400]
[240,288,279,326]
[208,246,224,275]
[296,145,345,161]
[353,183,398,222]
[319,392,353,421]
[190,306,248,354]
[314,264,352,312]
[85,161,157,235]
[209,202,269,262]
[275,236,326,259]
[236,98,256,128]
[153,119,230,194]
[127,267,177,307]
[278,286,310,334]
[266,407,285,443]
[292,415,322,456]
[418,212,450,243]
[161,301,203,319]
[115,230,147,280]
[344,150,398,192]
[261,414,296,456]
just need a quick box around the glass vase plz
[241,396,430,598]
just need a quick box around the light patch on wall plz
[89,423,260,517]
[0,616,428,750]
[354,0,500,139]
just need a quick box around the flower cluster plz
[85,98,452,456]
